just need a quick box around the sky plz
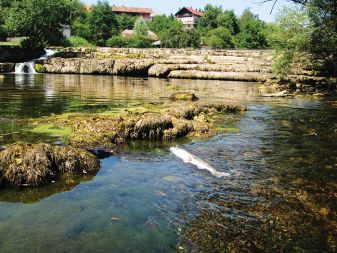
[82,0,292,22]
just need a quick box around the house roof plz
[176,7,204,17]
[112,6,153,14]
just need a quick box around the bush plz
[106,35,152,48]
[0,26,7,41]
[106,36,127,47]
[204,27,234,49]
[64,36,92,47]
[20,37,45,51]
[126,37,152,48]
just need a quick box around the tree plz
[161,25,200,48]
[216,10,240,35]
[235,9,268,49]
[5,0,71,47]
[133,18,149,38]
[88,1,118,46]
[199,4,222,29]
[116,14,137,31]
[205,27,234,49]
[148,15,175,37]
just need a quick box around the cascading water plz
[15,62,36,74]
[14,49,56,74]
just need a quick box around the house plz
[121,29,158,41]
[175,7,204,29]
[112,6,153,19]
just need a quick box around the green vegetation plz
[64,36,92,47]
[0,0,334,80]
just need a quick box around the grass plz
[30,123,72,138]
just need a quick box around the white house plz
[175,7,204,30]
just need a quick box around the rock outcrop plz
[40,48,275,81]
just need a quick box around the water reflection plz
[0,74,258,119]
[0,173,97,203]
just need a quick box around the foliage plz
[148,15,175,36]
[205,27,234,49]
[307,0,337,76]
[235,9,268,49]
[88,1,118,46]
[5,0,71,47]
[161,24,200,48]
[64,36,92,47]
[116,14,137,31]
[106,35,152,48]
[133,18,149,38]
[106,36,127,48]
[0,25,6,41]
[216,10,240,35]
[199,4,223,29]
[72,19,91,41]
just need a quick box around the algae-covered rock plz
[0,143,99,187]
[169,92,199,101]
[28,102,246,148]
[132,113,173,140]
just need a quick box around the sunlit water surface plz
[0,74,336,252]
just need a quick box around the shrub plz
[64,36,92,47]
[204,27,234,49]
[106,36,127,47]
[0,26,7,41]
[126,37,152,48]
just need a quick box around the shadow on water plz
[0,173,98,203]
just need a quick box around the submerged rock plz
[0,143,100,187]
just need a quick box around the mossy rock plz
[34,63,46,73]
[169,92,199,101]
[0,143,100,187]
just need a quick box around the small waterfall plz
[15,62,36,74]
[14,49,56,74]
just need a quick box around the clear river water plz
[0,74,336,253]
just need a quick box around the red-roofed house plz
[175,7,204,29]
[112,6,153,19]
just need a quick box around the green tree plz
[5,0,71,47]
[235,9,268,49]
[116,14,137,31]
[205,27,234,49]
[133,18,149,38]
[199,4,222,29]
[88,1,118,46]
[216,10,240,35]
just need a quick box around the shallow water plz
[0,74,336,252]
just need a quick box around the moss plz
[170,92,199,101]
[30,123,72,138]
[26,102,246,148]
[0,143,100,187]
[34,63,46,73]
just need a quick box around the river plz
[0,74,336,252]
